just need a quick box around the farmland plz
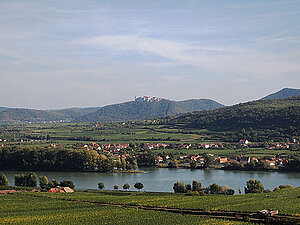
[0,192,255,225]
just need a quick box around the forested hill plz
[261,88,300,100]
[170,96,300,131]
[77,98,224,122]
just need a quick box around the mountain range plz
[0,97,223,123]
[0,88,299,124]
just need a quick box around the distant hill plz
[77,97,224,122]
[51,107,100,119]
[261,88,300,100]
[0,108,69,123]
[0,107,100,123]
[170,96,300,130]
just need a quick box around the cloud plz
[77,35,300,78]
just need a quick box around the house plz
[219,158,228,164]
[48,186,74,193]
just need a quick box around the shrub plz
[48,179,59,188]
[278,185,293,189]
[173,181,186,193]
[134,182,144,191]
[192,180,202,192]
[113,185,119,190]
[98,182,105,190]
[60,180,75,189]
[0,172,9,186]
[39,176,48,189]
[123,183,130,191]
[186,190,199,196]
[263,189,271,193]
[185,184,192,191]
[244,179,264,194]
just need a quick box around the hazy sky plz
[1,0,300,109]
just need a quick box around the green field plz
[30,187,300,215]
[0,193,254,225]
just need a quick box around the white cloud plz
[77,35,300,78]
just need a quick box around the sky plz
[1,0,300,109]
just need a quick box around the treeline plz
[169,96,300,134]
[0,146,114,172]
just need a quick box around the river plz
[3,168,300,193]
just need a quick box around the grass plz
[0,193,254,225]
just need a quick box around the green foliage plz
[168,160,178,168]
[245,179,264,194]
[123,183,130,191]
[171,96,300,131]
[134,182,144,191]
[192,180,202,192]
[48,179,59,188]
[15,172,37,187]
[98,182,105,190]
[0,172,9,186]
[113,185,119,190]
[60,180,75,189]
[173,181,186,193]
[0,147,114,172]
[39,176,48,189]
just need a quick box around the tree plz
[123,183,130,191]
[0,172,9,186]
[208,183,222,194]
[15,174,26,186]
[60,180,75,189]
[168,160,178,168]
[192,180,202,192]
[244,179,264,194]
[39,176,48,189]
[113,185,119,190]
[27,172,38,187]
[190,161,197,169]
[48,179,59,188]
[134,182,144,191]
[98,182,105,190]
[173,181,186,193]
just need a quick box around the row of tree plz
[98,182,144,191]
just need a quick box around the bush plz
[186,190,199,196]
[207,183,222,194]
[273,187,280,191]
[48,179,59,188]
[15,173,37,187]
[278,185,293,189]
[113,185,119,190]
[185,184,192,191]
[60,180,75,189]
[123,183,130,191]
[244,179,264,194]
[134,182,144,191]
[263,189,271,193]
[0,172,9,186]
[98,182,105,190]
[39,176,48,189]
[192,180,202,192]
[173,181,186,193]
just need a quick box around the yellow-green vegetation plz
[0,193,254,225]
[31,187,300,215]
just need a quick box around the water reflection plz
[3,168,300,193]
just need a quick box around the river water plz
[3,168,300,193]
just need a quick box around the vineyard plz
[0,193,254,225]
[30,187,300,215]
